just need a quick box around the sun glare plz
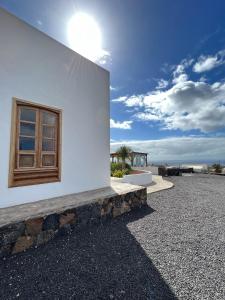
[67,12,107,62]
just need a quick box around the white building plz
[0,8,110,208]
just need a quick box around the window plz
[9,99,62,187]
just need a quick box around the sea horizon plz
[150,159,225,167]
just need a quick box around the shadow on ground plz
[0,206,177,300]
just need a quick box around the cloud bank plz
[112,50,225,133]
[111,137,225,162]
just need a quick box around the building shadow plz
[0,205,178,300]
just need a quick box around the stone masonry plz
[0,187,147,257]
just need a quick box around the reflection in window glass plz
[19,137,35,150]
[20,108,36,122]
[42,154,55,166]
[19,154,35,168]
[42,111,56,125]
[42,139,55,151]
[20,123,35,137]
[42,126,55,139]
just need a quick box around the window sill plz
[9,168,60,187]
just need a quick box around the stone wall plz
[0,188,147,257]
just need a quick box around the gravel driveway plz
[0,174,225,299]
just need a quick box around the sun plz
[67,12,107,62]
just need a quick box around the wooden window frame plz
[9,98,62,187]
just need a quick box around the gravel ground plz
[0,174,225,299]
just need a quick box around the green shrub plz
[112,170,124,178]
[123,168,130,175]
[111,168,131,178]
[111,162,131,173]
[111,162,120,173]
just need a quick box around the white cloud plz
[173,58,194,77]
[111,137,225,162]
[124,96,144,107]
[172,73,188,84]
[135,112,160,121]
[98,50,111,65]
[199,76,207,82]
[172,58,193,84]
[114,79,225,132]
[110,119,133,130]
[156,79,169,90]
[112,95,143,107]
[110,85,118,91]
[193,50,225,73]
[112,50,225,133]
[194,56,219,72]
[111,96,128,103]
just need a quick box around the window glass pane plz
[42,126,55,139]
[19,137,35,150]
[42,139,55,151]
[19,154,34,168]
[42,111,56,125]
[42,154,55,167]
[20,108,36,122]
[20,123,35,137]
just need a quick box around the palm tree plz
[116,146,132,170]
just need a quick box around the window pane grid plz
[42,111,57,126]
[19,107,36,122]
[40,111,57,161]
[18,154,36,168]
[20,122,36,137]
[18,108,37,168]
[14,103,59,171]
[41,153,56,167]
[42,139,56,152]
[10,99,61,187]
[42,126,55,139]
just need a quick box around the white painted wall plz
[0,9,110,208]
[122,171,152,186]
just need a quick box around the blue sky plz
[1,0,225,162]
